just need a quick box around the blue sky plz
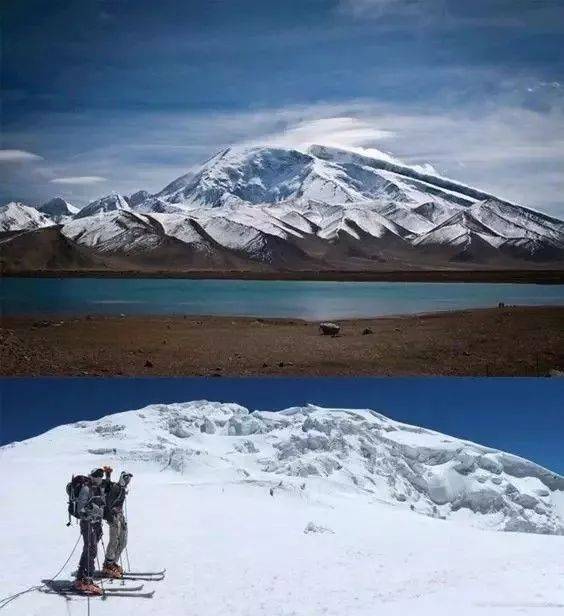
[1,377,563,473]
[1,0,564,216]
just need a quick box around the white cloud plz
[249,116,396,160]
[50,176,107,185]
[339,0,564,29]
[245,115,439,173]
[342,0,403,12]
[0,149,43,162]
[339,0,443,18]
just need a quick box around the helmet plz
[119,471,133,487]
[90,468,104,485]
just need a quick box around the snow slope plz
[0,202,55,232]
[1,402,563,616]
[62,210,164,253]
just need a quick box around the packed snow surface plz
[1,402,563,615]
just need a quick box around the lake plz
[1,278,563,319]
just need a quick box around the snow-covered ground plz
[1,402,563,615]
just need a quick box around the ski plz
[71,569,165,581]
[73,568,165,578]
[41,589,155,599]
[43,580,144,593]
[119,574,164,582]
[101,584,145,592]
[122,569,166,576]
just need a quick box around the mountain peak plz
[74,192,131,219]
[127,190,152,207]
[157,145,316,208]
[152,142,508,213]
[0,201,55,232]
[435,210,502,236]
[37,197,79,222]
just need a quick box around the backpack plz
[66,475,91,523]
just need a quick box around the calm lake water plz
[1,278,563,319]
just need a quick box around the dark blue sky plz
[2,0,563,215]
[1,377,563,473]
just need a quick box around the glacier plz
[1,402,563,615]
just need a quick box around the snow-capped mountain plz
[126,190,151,207]
[73,192,131,219]
[60,209,257,269]
[155,145,479,210]
[2,402,563,615]
[2,144,563,270]
[62,210,165,254]
[0,201,55,233]
[37,197,79,223]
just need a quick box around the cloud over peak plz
[50,176,107,185]
[0,149,43,163]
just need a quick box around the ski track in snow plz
[1,401,563,616]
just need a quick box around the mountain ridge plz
[1,144,562,271]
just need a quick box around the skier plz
[73,468,107,595]
[102,468,133,578]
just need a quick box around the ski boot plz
[73,578,103,596]
[102,561,123,579]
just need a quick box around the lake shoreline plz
[3,305,563,376]
[2,269,564,284]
